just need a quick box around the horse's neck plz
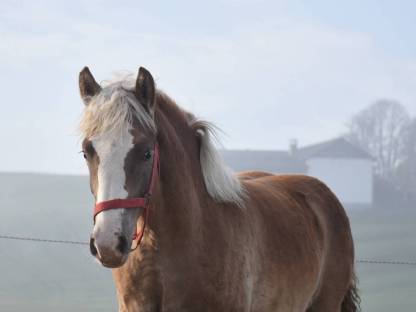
[149,102,207,238]
[151,132,205,244]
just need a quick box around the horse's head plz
[79,67,157,268]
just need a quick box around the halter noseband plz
[93,143,160,249]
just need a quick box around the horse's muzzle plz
[89,234,129,268]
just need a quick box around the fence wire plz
[0,234,88,246]
[1,234,416,266]
[355,259,416,266]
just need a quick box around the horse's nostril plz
[90,237,98,256]
[117,235,129,254]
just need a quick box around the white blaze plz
[91,127,134,244]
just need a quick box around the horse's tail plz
[341,272,361,312]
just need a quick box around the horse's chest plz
[115,266,252,312]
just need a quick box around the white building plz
[221,137,373,208]
[298,138,373,208]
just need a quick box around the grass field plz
[0,172,415,311]
[349,207,416,311]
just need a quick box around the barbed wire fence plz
[1,234,416,266]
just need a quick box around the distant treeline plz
[346,99,416,208]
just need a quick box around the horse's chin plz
[98,256,128,268]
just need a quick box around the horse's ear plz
[79,67,101,105]
[134,67,155,116]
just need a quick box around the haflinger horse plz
[78,66,360,312]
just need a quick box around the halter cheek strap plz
[93,143,160,249]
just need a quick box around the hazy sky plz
[1,0,415,174]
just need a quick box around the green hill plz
[0,173,415,311]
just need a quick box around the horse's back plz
[239,172,355,311]
[238,171,274,180]
[242,172,352,237]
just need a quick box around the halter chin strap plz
[93,143,160,249]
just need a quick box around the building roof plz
[220,137,372,174]
[220,150,306,174]
[297,137,373,160]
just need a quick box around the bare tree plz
[347,99,410,180]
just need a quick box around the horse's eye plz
[144,150,152,161]
[80,150,87,160]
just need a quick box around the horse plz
[78,66,360,312]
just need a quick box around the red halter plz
[93,143,160,249]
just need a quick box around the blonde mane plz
[79,76,245,206]
[79,76,155,138]
[190,119,246,207]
